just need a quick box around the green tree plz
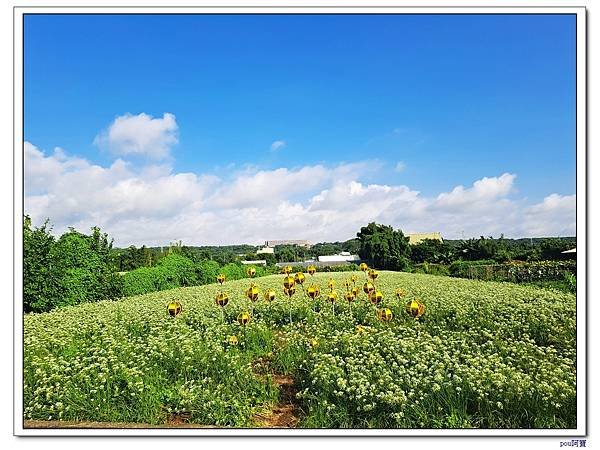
[342,238,361,255]
[23,216,60,313]
[540,238,573,260]
[457,236,496,261]
[262,253,277,266]
[50,228,123,308]
[411,239,455,264]
[356,223,411,271]
[275,245,297,263]
[24,219,123,312]
[195,260,221,285]
[155,253,198,287]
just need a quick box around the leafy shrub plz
[121,267,158,297]
[195,260,221,285]
[23,217,60,313]
[449,260,498,278]
[221,262,246,281]
[413,262,450,276]
[24,218,122,313]
[449,260,576,284]
[505,260,576,283]
[156,254,198,287]
[563,271,577,294]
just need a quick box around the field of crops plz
[23,270,577,429]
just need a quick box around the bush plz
[563,271,577,294]
[449,260,576,284]
[413,262,450,276]
[121,267,158,297]
[505,260,576,283]
[449,260,498,278]
[121,254,199,295]
[156,254,198,287]
[195,260,221,285]
[23,217,60,313]
[221,262,246,281]
[24,218,123,313]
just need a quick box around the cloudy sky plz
[24,14,576,247]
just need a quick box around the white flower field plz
[23,270,576,428]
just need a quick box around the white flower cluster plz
[24,271,576,428]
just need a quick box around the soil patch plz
[253,374,301,428]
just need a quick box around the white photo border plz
[13,4,587,437]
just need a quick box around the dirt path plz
[252,374,301,428]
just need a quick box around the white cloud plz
[24,142,575,246]
[435,173,516,209]
[270,140,286,151]
[394,161,406,172]
[211,161,373,209]
[94,112,178,160]
[520,194,576,237]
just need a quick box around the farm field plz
[23,271,577,429]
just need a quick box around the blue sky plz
[23,14,577,245]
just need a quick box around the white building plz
[256,246,275,255]
[318,253,360,263]
[241,260,267,266]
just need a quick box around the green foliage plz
[114,245,155,271]
[505,260,576,283]
[411,239,455,264]
[540,238,575,260]
[23,217,60,313]
[221,262,246,281]
[356,222,411,271]
[121,254,198,295]
[454,236,510,262]
[120,258,279,298]
[563,271,577,294]
[274,245,304,263]
[24,218,123,313]
[449,260,497,278]
[156,253,198,287]
[412,262,450,276]
[443,236,576,263]
[121,267,157,297]
[448,260,576,286]
[195,260,221,285]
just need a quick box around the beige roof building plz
[407,232,443,245]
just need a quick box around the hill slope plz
[24,271,576,428]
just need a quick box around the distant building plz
[256,246,275,255]
[241,260,267,266]
[318,253,360,263]
[276,260,359,269]
[406,232,443,245]
[265,239,311,248]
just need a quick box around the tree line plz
[355,222,575,271]
[24,216,576,313]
